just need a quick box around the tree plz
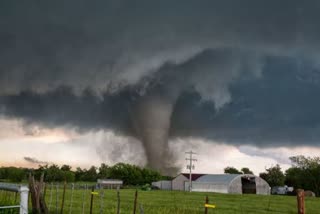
[82,166,98,182]
[63,171,75,182]
[142,168,162,184]
[241,167,254,174]
[285,167,304,189]
[286,155,320,196]
[60,165,72,171]
[45,164,64,182]
[224,167,242,174]
[75,167,84,181]
[98,163,110,179]
[109,163,142,185]
[0,162,166,184]
[0,167,6,180]
[7,167,25,182]
[259,164,285,187]
[59,164,75,181]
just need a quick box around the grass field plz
[1,187,320,214]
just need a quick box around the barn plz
[172,173,205,191]
[172,173,270,195]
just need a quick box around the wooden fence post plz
[297,189,305,214]
[117,187,120,214]
[56,184,59,214]
[133,190,138,214]
[29,173,48,214]
[204,195,208,214]
[43,183,47,199]
[90,186,94,214]
[60,181,67,214]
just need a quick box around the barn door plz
[241,176,256,194]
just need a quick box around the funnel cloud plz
[1,1,320,173]
[131,95,176,173]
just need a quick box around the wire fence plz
[0,190,19,214]
[0,183,28,214]
[0,184,319,214]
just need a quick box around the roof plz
[195,174,243,184]
[181,173,205,181]
[97,179,123,184]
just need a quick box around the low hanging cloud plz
[1,1,320,172]
[24,157,50,165]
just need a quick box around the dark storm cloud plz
[2,56,320,146]
[1,87,134,135]
[171,56,320,146]
[2,1,320,171]
[0,0,320,95]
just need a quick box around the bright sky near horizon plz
[1,117,318,175]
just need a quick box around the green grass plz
[1,187,320,213]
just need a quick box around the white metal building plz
[173,173,270,195]
[151,180,172,190]
[97,179,123,189]
[191,174,270,195]
[172,173,205,191]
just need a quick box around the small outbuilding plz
[97,179,123,189]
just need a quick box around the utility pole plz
[185,151,197,192]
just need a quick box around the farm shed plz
[172,173,205,191]
[97,179,123,189]
[151,180,172,190]
[190,174,270,195]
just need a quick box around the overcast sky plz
[1,1,320,174]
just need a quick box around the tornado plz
[131,94,177,175]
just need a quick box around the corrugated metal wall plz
[228,177,242,194]
[172,174,270,195]
[172,174,188,191]
[152,180,172,190]
[186,182,229,193]
[255,177,271,195]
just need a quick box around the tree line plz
[0,163,168,186]
[1,155,320,196]
[224,155,320,196]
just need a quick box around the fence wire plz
[0,191,19,214]
[0,184,319,214]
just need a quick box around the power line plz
[185,151,197,192]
